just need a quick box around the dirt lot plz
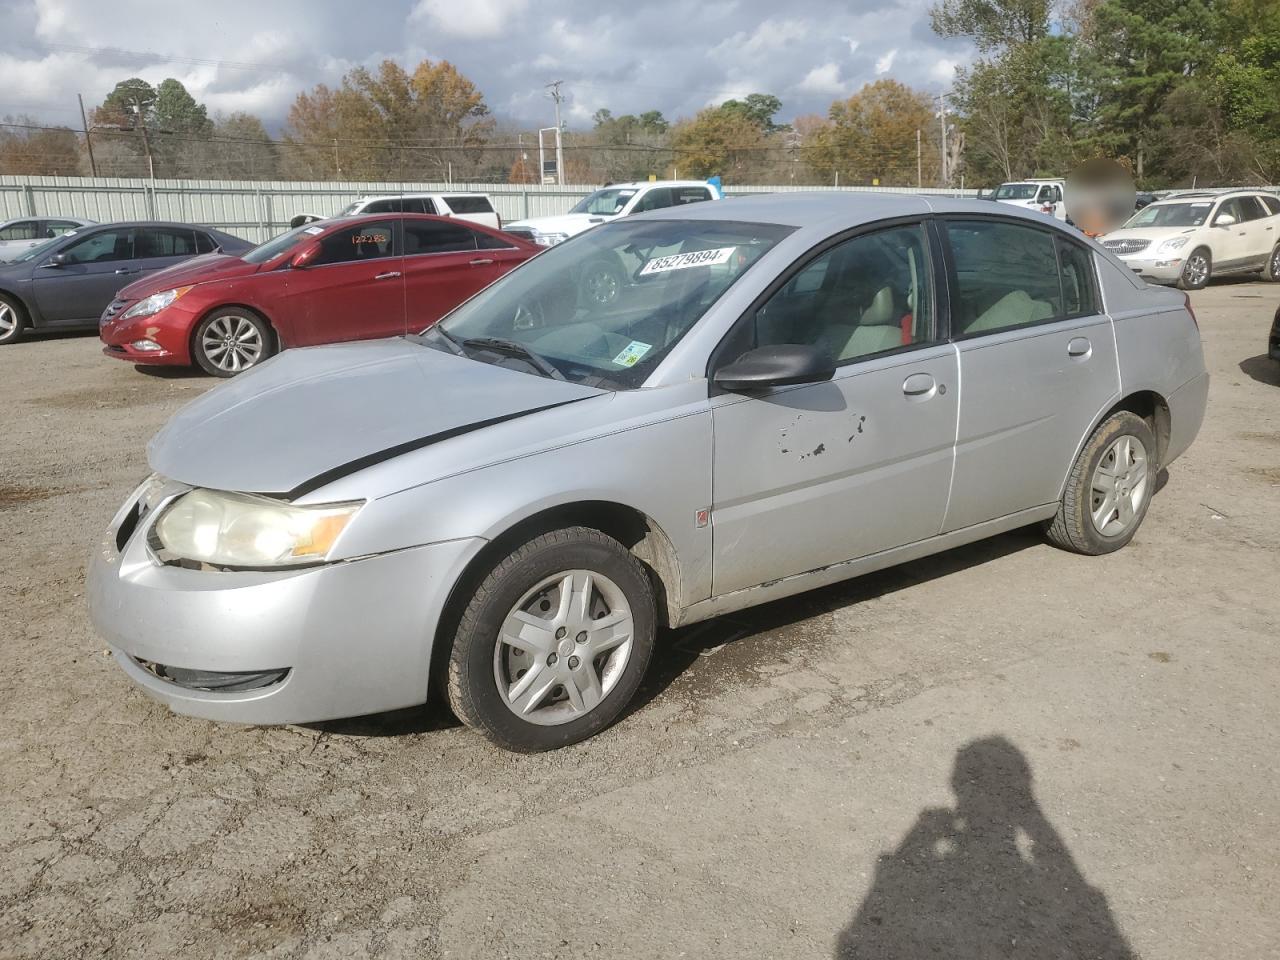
[1,281,1278,959]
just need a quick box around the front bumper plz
[99,298,195,366]
[1112,254,1185,283]
[87,480,483,724]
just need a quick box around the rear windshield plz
[443,196,494,214]
[994,184,1039,200]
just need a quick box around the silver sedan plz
[88,193,1208,751]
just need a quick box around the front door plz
[710,222,959,596]
[30,226,138,323]
[940,217,1120,532]
[286,219,405,346]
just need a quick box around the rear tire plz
[0,293,27,345]
[1045,411,1156,555]
[192,308,274,377]
[1177,247,1211,290]
[1263,244,1280,282]
[446,527,656,752]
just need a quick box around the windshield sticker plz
[612,340,652,367]
[639,246,736,276]
[304,226,325,234]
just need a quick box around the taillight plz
[1183,292,1198,330]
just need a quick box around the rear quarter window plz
[442,196,495,214]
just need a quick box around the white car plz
[991,179,1067,221]
[504,180,721,247]
[0,216,95,262]
[1100,190,1280,289]
[331,194,501,230]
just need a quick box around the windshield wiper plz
[419,324,465,356]
[462,337,567,381]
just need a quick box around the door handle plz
[114,267,138,275]
[374,271,402,280]
[1067,336,1092,359]
[469,258,495,266]
[902,372,937,400]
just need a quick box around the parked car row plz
[0,216,97,261]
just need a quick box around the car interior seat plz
[967,289,1054,333]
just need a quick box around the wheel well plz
[189,303,280,357]
[1105,391,1171,467]
[0,289,30,320]
[428,502,683,696]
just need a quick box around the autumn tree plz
[804,80,939,186]
[207,113,279,180]
[670,107,768,181]
[0,116,82,176]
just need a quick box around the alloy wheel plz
[584,267,619,305]
[1271,246,1280,278]
[493,569,634,726]
[1184,253,1209,287]
[1090,434,1149,536]
[201,315,264,373]
[0,302,16,339]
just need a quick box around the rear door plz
[401,219,510,331]
[30,226,138,322]
[285,219,405,345]
[134,226,202,280]
[941,217,1119,532]
[1242,196,1277,265]
[0,219,42,259]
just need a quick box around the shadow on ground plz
[1240,354,1280,387]
[835,736,1136,959]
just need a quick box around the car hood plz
[119,253,261,300]
[148,337,606,495]
[506,213,612,236]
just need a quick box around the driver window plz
[60,228,135,264]
[754,224,935,363]
[1215,198,1244,223]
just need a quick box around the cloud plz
[410,0,529,39]
[875,49,898,75]
[930,57,961,83]
[798,62,845,95]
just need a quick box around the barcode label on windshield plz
[640,246,735,275]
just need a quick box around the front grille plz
[133,658,289,692]
[1102,238,1151,256]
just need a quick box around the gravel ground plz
[1,281,1278,959]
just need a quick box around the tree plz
[151,79,213,177]
[671,107,767,180]
[208,112,279,180]
[0,116,82,176]
[930,0,1053,51]
[803,80,940,186]
[99,78,157,125]
[719,94,786,134]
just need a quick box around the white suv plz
[333,193,501,230]
[504,180,721,247]
[1100,190,1280,289]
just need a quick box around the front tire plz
[1177,247,1211,290]
[192,308,274,377]
[446,527,656,752]
[1045,411,1156,555]
[0,294,28,345]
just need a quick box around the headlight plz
[153,489,362,568]
[121,286,193,320]
[1158,237,1189,253]
[533,232,568,247]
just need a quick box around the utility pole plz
[916,128,921,188]
[934,92,953,188]
[546,80,566,185]
[131,101,155,180]
[78,94,97,177]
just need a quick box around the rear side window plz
[442,196,493,214]
[45,220,82,235]
[403,220,478,255]
[1056,239,1098,317]
[474,230,517,250]
[1243,196,1272,221]
[633,188,673,213]
[673,187,712,205]
[0,221,39,240]
[1261,195,1280,216]
[195,231,217,254]
[313,220,396,265]
[137,228,198,258]
[945,220,1062,335]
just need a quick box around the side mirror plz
[1214,214,1236,227]
[42,253,69,268]
[713,344,836,392]
[288,242,320,269]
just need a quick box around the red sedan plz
[99,214,538,376]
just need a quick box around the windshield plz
[420,218,794,389]
[1123,201,1213,228]
[12,234,69,263]
[994,184,1039,200]
[241,224,318,264]
[338,202,362,216]
[569,188,638,216]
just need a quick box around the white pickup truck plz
[990,179,1067,221]
[504,180,721,247]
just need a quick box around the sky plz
[0,0,973,132]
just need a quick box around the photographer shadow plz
[836,736,1136,959]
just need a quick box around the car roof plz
[638,190,1074,230]
[604,180,712,189]
[356,192,491,200]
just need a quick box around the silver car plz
[88,193,1209,751]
